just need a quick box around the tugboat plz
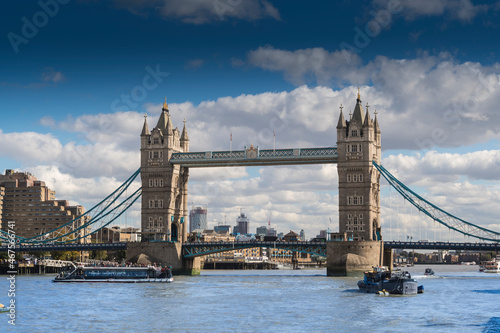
[424,268,435,275]
[357,266,420,295]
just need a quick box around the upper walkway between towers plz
[169,147,338,168]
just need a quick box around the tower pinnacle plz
[163,97,168,111]
[141,112,150,136]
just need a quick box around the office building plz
[189,206,208,232]
[234,211,249,235]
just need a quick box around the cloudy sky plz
[2,0,500,241]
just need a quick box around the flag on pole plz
[230,132,232,152]
[273,131,276,152]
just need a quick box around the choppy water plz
[1,265,499,332]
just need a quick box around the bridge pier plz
[126,242,201,275]
[326,241,392,276]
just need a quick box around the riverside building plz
[0,169,89,242]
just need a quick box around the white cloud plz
[4,72,500,238]
[372,0,488,22]
[185,59,204,70]
[247,47,500,150]
[41,68,65,83]
[110,0,280,24]
[248,46,363,85]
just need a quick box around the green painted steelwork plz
[374,161,500,242]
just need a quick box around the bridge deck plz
[1,241,498,253]
[182,241,328,257]
[170,147,338,167]
[0,242,128,252]
[384,241,500,251]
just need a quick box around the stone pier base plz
[126,242,201,275]
[326,241,391,276]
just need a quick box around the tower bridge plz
[3,92,500,276]
[139,91,381,246]
[134,91,386,275]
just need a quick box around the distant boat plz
[424,268,435,275]
[482,261,500,273]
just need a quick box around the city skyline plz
[1,1,500,240]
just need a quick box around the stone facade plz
[336,92,382,241]
[326,240,383,276]
[127,242,201,275]
[140,99,189,242]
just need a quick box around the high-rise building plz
[267,228,277,237]
[214,224,231,233]
[234,210,249,235]
[0,169,89,241]
[299,229,305,241]
[256,226,267,237]
[189,206,208,232]
[316,230,327,239]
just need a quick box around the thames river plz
[1,265,499,332]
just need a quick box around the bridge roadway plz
[182,241,327,258]
[0,241,498,254]
[384,241,500,251]
[0,242,127,252]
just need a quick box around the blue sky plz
[2,0,500,240]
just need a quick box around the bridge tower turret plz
[336,90,381,241]
[140,98,189,243]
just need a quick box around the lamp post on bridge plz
[407,235,413,265]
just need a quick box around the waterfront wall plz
[326,241,386,276]
[126,242,201,275]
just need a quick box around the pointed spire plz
[156,110,168,134]
[337,104,346,129]
[141,113,150,136]
[166,113,173,136]
[156,98,173,136]
[374,109,380,133]
[363,102,372,127]
[351,93,365,125]
[181,118,189,141]
[162,96,168,111]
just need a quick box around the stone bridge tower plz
[336,91,381,241]
[140,98,189,242]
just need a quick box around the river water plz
[1,265,499,332]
